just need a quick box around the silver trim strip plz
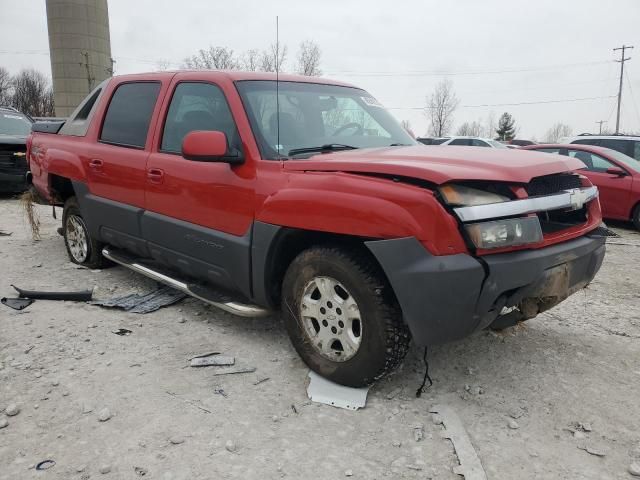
[454,186,598,222]
[102,248,271,318]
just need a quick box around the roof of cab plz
[108,70,357,88]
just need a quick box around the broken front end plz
[367,173,606,345]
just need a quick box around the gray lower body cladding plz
[366,235,606,345]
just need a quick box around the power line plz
[326,60,613,77]
[613,44,633,133]
[386,95,617,110]
[624,68,640,131]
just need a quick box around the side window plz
[449,138,469,146]
[161,82,239,154]
[100,82,161,148]
[600,139,632,157]
[471,139,489,147]
[568,150,615,172]
[634,141,640,161]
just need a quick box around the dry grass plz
[19,189,41,241]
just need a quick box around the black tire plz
[633,204,640,231]
[62,196,108,269]
[281,246,411,387]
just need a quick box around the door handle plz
[147,168,164,184]
[89,158,103,171]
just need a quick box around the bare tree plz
[456,120,484,137]
[0,66,12,105]
[296,40,322,76]
[155,59,173,71]
[240,49,261,71]
[484,111,497,139]
[400,119,415,137]
[425,79,459,137]
[183,46,239,70]
[260,43,288,73]
[11,69,55,117]
[543,122,573,143]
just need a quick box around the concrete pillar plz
[46,0,112,117]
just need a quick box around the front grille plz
[0,145,27,175]
[527,173,581,197]
[537,207,588,233]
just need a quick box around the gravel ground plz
[1,198,639,480]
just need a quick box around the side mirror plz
[605,167,628,177]
[182,130,243,164]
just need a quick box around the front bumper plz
[366,234,605,345]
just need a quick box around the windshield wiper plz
[287,144,358,157]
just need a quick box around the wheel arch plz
[252,222,388,309]
[49,174,76,205]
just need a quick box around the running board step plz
[102,247,271,318]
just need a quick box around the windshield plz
[602,147,640,172]
[488,140,508,149]
[0,112,32,136]
[236,81,416,159]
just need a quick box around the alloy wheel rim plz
[66,214,88,263]
[299,276,362,362]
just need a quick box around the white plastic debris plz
[306,371,369,411]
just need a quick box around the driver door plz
[142,78,256,297]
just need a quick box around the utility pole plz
[596,120,607,134]
[613,44,633,134]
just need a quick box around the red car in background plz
[523,144,640,229]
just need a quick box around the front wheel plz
[281,247,411,387]
[62,197,108,269]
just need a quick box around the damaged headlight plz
[466,217,543,249]
[439,184,509,207]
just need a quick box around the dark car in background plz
[0,106,33,193]
[565,134,640,161]
[416,137,449,145]
[523,143,640,229]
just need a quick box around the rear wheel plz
[62,197,108,269]
[281,246,410,387]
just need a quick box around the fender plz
[29,134,87,201]
[45,147,87,183]
[256,171,468,255]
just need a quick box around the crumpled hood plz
[283,145,585,185]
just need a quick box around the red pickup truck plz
[27,71,606,387]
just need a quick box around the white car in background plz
[439,136,509,148]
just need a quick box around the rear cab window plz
[100,82,161,148]
[59,80,108,137]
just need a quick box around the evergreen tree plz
[495,112,516,141]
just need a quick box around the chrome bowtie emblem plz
[568,189,590,210]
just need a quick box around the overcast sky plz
[1,0,638,139]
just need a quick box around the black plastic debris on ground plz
[112,328,133,336]
[1,297,34,311]
[35,460,55,471]
[12,284,93,301]
[0,230,12,236]
[92,285,187,314]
